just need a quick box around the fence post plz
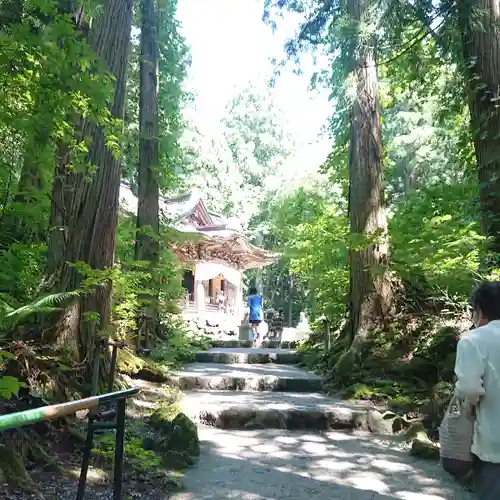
[113,398,126,500]
[323,317,330,354]
[0,386,139,500]
[76,418,95,500]
[108,343,119,394]
[76,342,101,500]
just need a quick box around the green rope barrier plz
[0,387,140,432]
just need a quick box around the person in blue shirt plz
[247,286,262,345]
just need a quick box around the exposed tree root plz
[0,430,57,497]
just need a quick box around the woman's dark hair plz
[470,281,500,321]
[249,286,257,295]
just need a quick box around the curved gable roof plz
[119,184,213,227]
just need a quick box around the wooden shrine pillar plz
[194,265,205,315]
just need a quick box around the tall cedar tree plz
[458,0,500,261]
[135,0,160,349]
[46,0,133,364]
[265,0,393,359]
[344,0,393,355]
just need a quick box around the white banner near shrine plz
[194,261,242,287]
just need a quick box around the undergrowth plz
[299,309,468,421]
[151,318,210,368]
[93,423,163,475]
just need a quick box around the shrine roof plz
[119,184,279,269]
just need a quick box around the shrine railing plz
[0,339,140,500]
[0,387,139,500]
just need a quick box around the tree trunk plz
[45,6,86,280]
[344,0,392,356]
[46,0,133,364]
[255,232,263,294]
[288,275,293,327]
[458,0,500,260]
[135,0,160,350]
[3,1,86,250]
[46,145,73,279]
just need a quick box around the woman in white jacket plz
[454,281,500,499]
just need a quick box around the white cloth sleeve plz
[454,335,485,405]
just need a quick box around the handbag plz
[439,394,475,477]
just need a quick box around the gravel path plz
[171,427,474,500]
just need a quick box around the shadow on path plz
[171,427,474,500]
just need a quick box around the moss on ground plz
[91,395,197,494]
[117,349,146,375]
[146,406,200,469]
[117,349,170,382]
[311,317,464,416]
[0,440,33,489]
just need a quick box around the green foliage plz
[390,181,482,299]
[0,350,26,399]
[182,81,296,221]
[0,292,78,332]
[0,376,27,399]
[0,0,118,254]
[151,321,210,368]
[93,424,163,475]
[263,186,349,322]
[0,243,46,306]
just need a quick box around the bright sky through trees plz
[177,0,333,170]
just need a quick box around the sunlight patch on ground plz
[371,458,414,473]
[396,493,450,500]
[346,471,391,494]
[312,458,354,473]
[67,466,109,484]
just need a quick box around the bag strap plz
[446,394,461,415]
[447,392,477,419]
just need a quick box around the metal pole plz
[90,343,102,397]
[108,345,118,394]
[113,398,126,500]
[76,344,101,500]
[323,318,330,354]
[76,417,95,500]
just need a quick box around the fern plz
[0,292,80,329]
[0,298,14,316]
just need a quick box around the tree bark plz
[135,0,160,349]
[344,0,392,355]
[458,0,500,260]
[46,0,133,364]
[255,232,264,294]
[46,145,73,279]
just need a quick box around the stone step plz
[168,363,323,392]
[209,339,298,349]
[179,390,381,431]
[194,348,302,365]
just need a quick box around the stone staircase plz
[169,345,474,500]
[169,345,375,431]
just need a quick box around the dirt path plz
[169,346,473,500]
[171,427,473,499]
